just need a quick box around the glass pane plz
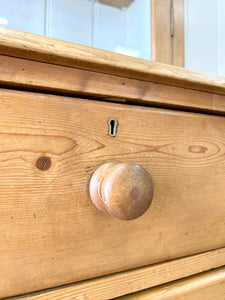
[48,0,93,46]
[0,0,45,35]
[185,0,225,77]
[0,0,151,60]
[93,0,151,59]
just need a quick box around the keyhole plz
[108,118,118,137]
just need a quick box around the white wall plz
[185,0,225,77]
[217,0,225,77]
[0,0,151,60]
[0,0,45,35]
[93,0,151,59]
[126,0,151,59]
[93,2,127,53]
[48,0,93,46]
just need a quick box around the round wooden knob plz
[89,162,154,220]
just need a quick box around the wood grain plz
[98,0,134,8]
[151,0,184,67]
[151,0,173,65]
[89,162,154,220]
[2,89,225,297]
[173,0,184,67]
[0,27,225,95]
[10,248,225,300]
[1,54,225,115]
[118,267,225,299]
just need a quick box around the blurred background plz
[0,0,224,77]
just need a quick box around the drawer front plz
[117,267,225,300]
[1,89,225,297]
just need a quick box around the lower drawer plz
[118,267,225,300]
[1,89,225,298]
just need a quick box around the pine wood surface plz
[2,89,225,297]
[173,0,185,67]
[0,27,225,96]
[1,54,225,115]
[118,267,225,300]
[151,0,174,64]
[98,0,134,8]
[10,248,225,300]
[89,162,154,220]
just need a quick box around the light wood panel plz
[0,27,225,95]
[118,267,225,299]
[98,0,134,8]
[151,0,173,65]
[11,248,225,300]
[173,0,184,66]
[151,0,184,67]
[1,54,225,115]
[2,89,225,297]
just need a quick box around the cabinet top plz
[0,27,225,96]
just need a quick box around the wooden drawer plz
[117,267,225,300]
[2,88,225,298]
